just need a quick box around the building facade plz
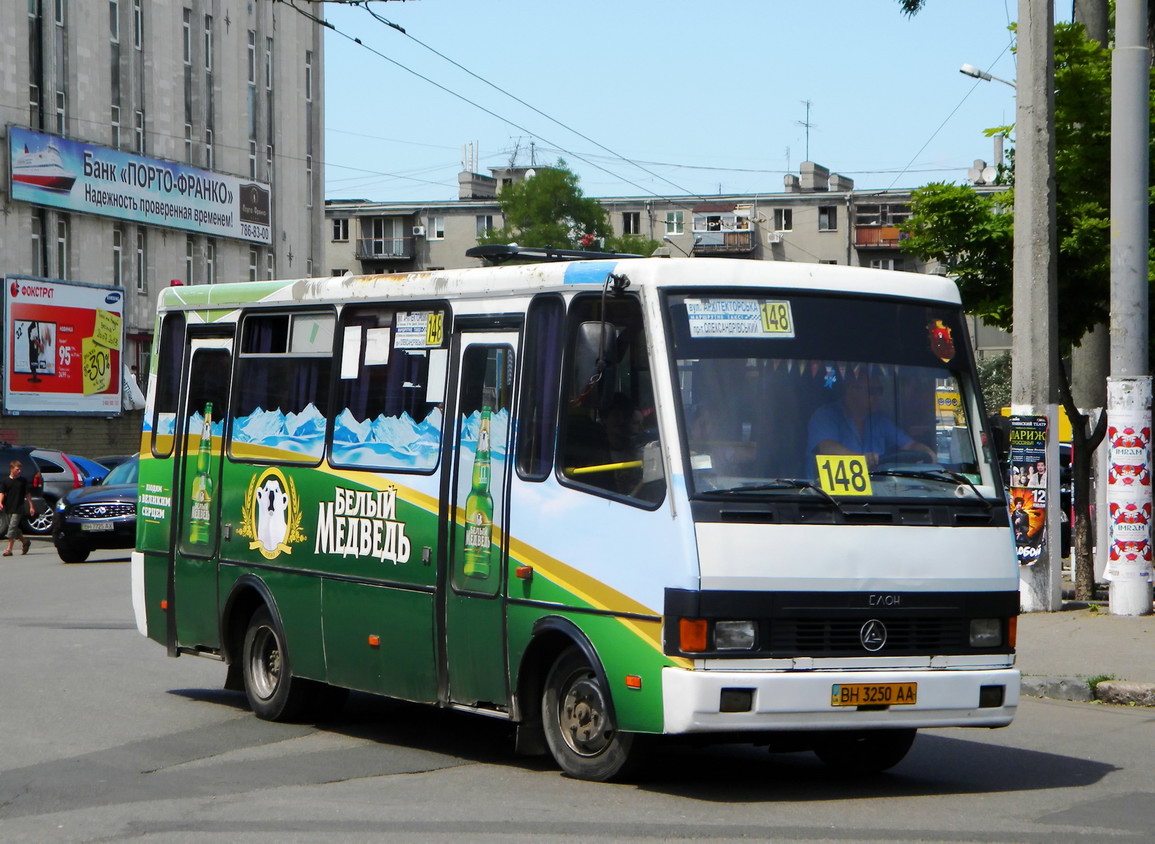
[1,0,324,443]
[325,162,963,278]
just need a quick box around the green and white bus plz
[132,254,1020,780]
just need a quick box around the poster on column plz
[1105,411,1153,581]
[3,277,125,416]
[1008,415,1048,565]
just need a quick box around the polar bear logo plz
[255,475,289,553]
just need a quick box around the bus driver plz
[808,372,935,471]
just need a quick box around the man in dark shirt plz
[0,460,35,555]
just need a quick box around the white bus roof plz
[157,257,962,312]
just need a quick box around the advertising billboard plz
[3,277,125,416]
[9,127,271,244]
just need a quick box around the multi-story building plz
[325,162,954,278]
[1,0,323,448]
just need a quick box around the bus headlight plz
[715,620,757,650]
[969,618,1002,647]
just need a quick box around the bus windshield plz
[665,290,1001,502]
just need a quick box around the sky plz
[320,0,1064,204]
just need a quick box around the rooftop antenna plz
[529,140,537,167]
[508,137,521,168]
[785,145,791,173]
[797,100,815,161]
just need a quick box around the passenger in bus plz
[807,372,935,470]
[603,393,645,494]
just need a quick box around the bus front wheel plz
[812,729,916,773]
[242,606,313,722]
[542,647,635,782]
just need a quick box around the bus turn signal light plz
[625,675,642,689]
[368,635,381,647]
[679,618,708,653]
[1008,616,1018,648]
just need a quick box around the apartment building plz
[1,0,324,394]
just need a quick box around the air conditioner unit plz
[767,232,783,244]
[412,225,426,237]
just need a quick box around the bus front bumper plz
[661,666,1020,734]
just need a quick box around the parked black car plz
[0,443,50,535]
[53,455,139,564]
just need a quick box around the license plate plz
[81,522,114,531]
[831,682,918,707]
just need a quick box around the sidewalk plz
[1016,602,1155,706]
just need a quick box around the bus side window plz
[559,295,664,507]
[330,305,446,473]
[516,295,564,481]
[150,312,185,458]
[230,311,334,464]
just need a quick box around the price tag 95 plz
[815,455,873,496]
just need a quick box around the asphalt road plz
[3,540,1154,843]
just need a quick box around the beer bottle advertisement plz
[188,402,214,545]
[462,406,494,579]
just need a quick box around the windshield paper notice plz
[686,299,794,339]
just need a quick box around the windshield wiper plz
[708,479,846,516]
[870,468,992,511]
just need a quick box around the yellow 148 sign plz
[815,455,873,496]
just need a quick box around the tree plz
[477,160,660,256]
[900,21,1155,599]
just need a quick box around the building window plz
[54,0,65,26]
[110,106,121,148]
[249,140,257,178]
[854,204,912,227]
[112,226,124,288]
[110,0,119,42]
[265,144,273,180]
[266,250,274,280]
[205,239,215,285]
[185,123,193,163]
[819,259,837,265]
[134,109,144,153]
[305,50,313,101]
[331,268,349,276]
[182,8,191,63]
[306,155,314,208]
[249,247,258,281]
[332,218,349,242]
[265,36,273,90]
[247,30,256,83]
[664,210,684,235]
[136,228,147,293]
[773,208,793,232]
[868,257,904,271]
[306,258,313,277]
[476,215,494,237]
[185,236,195,284]
[818,206,837,232]
[31,213,45,277]
[204,14,212,70]
[55,90,66,134]
[205,128,213,170]
[55,215,69,279]
[132,0,142,50]
[429,216,445,239]
[622,211,641,236]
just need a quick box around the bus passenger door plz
[172,334,233,650]
[444,332,517,708]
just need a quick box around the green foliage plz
[477,161,611,250]
[603,233,663,257]
[976,352,1012,412]
[900,21,1155,350]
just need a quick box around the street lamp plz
[960,63,1016,89]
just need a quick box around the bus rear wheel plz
[242,606,315,722]
[542,647,635,782]
[812,729,916,773]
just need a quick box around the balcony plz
[691,229,757,255]
[355,236,414,261]
[854,226,905,248]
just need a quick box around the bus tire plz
[812,728,916,773]
[241,606,313,722]
[541,647,635,782]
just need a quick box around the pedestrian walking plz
[0,460,35,556]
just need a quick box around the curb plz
[1022,676,1155,707]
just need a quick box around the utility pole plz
[1106,0,1153,615]
[1015,0,1062,612]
